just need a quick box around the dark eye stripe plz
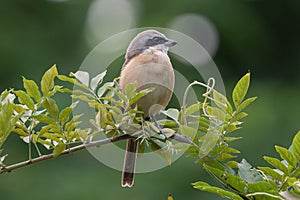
[145,36,167,47]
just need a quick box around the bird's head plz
[125,30,177,61]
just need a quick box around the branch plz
[0,133,194,174]
[0,134,134,174]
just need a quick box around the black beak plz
[165,39,177,47]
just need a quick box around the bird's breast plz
[120,49,175,117]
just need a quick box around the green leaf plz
[257,166,283,182]
[292,130,300,163]
[57,75,76,84]
[90,70,107,91]
[125,82,137,99]
[162,108,180,122]
[184,103,202,116]
[232,72,250,108]
[53,143,66,157]
[42,98,59,119]
[179,125,197,142]
[14,90,35,110]
[275,145,297,168]
[203,164,246,193]
[129,88,153,106]
[34,114,56,125]
[97,82,114,97]
[41,64,58,96]
[231,112,248,123]
[23,77,41,102]
[213,90,229,112]
[193,181,244,200]
[238,159,263,183]
[263,156,289,175]
[199,128,219,158]
[247,181,280,200]
[236,97,257,113]
[58,107,72,125]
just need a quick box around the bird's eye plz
[153,37,160,42]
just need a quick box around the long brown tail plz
[122,138,138,187]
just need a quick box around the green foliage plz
[0,66,299,200]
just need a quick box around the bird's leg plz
[150,115,167,141]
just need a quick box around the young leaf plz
[23,77,41,102]
[275,145,297,168]
[90,70,107,91]
[263,156,289,175]
[236,97,257,113]
[199,129,219,158]
[125,82,137,99]
[257,166,283,182]
[53,143,66,157]
[179,125,197,142]
[97,82,114,97]
[232,72,250,108]
[212,90,228,112]
[41,64,58,96]
[161,108,180,122]
[42,98,59,119]
[58,107,72,125]
[292,130,300,163]
[14,90,35,110]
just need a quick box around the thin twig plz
[0,134,133,174]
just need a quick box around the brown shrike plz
[119,30,177,187]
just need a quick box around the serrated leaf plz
[232,72,250,108]
[41,64,58,96]
[292,130,300,163]
[238,159,263,183]
[275,145,297,168]
[53,143,66,157]
[23,77,41,102]
[90,71,107,91]
[14,90,35,110]
[42,98,58,119]
[236,97,257,113]
[192,181,244,200]
[257,166,283,182]
[263,156,289,175]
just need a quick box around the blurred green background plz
[1,0,300,199]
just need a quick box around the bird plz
[119,29,177,187]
